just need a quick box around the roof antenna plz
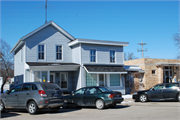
[45,0,47,23]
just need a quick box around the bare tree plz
[124,52,138,61]
[0,39,14,93]
[174,33,180,59]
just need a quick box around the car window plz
[85,88,97,94]
[22,84,31,91]
[75,88,86,95]
[40,83,60,90]
[32,84,38,90]
[11,85,22,93]
[99,87,112,92]
[154,84,164,90]
[165,84,178,89]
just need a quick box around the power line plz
[137,41,147,58]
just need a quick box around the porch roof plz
[26,62,79,66]
[83,64,127,74]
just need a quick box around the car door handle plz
[26,93,29,95]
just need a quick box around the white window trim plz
[55,44,63,61]
[109,49,116,63]
[33,71,48,82]
[60,72,68,89]
[37,44,46,61]
[90,48,97,63]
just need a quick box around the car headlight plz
[133,92,137,95]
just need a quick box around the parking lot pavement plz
[1,101,180,120]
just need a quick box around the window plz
[75,88,86,95]
[152,70,156,75]
[32,84,38,90]
[153,84,164,90]
[56,45,62,60]
[86,72,97,87]
[90,49,96,62]
[42,71,48,82]
[110,74,120,86]
[60,73,68,89]
[11,85,22,93]
[110,50,115,63]
[85,88,97,94]
[165,83,179,88]
[22,84,31,91]
[38,45,44,60]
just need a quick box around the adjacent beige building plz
[124,58,180,91]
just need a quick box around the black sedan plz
[64,86,124,109]
[133,82,180,102]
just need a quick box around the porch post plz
[48,71,50,82]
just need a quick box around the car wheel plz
[177,94,180,102]
[95,99,105,110]
[50,107,60,113]
[0,100,5,112]
[139,94,148,102]
[109,103,116,108]
[27,101,38,115]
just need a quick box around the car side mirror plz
[6,90,10,94]
[71,91,74,96]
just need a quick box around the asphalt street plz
[1,100,180,120]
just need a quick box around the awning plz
[83,64,127,74]
[26,62,80,71]
[124,65,145,73]
[156,63,180,66]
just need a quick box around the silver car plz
[0,82,64,114]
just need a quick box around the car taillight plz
[38,90,47,97]
[109,94,113,98]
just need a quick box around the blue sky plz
[0,0,179,59]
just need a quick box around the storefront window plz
[86,72,97,87]
[110,74,120,86]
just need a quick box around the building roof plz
[11,21,75,53]
[68,38,129,47]
[124,65,145,73]
[83,64,127,73]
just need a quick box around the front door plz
[6,84,22,108]
[99,74,105,87]
[83,87,97,106]
[148,84,164,100]
[73,88,86,106]
[50,73,55,83]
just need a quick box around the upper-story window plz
[90,49,96,62]
[110,50,115,63]
[38,45,44,60]
[56,45,62,60]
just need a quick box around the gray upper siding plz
[81,44,124,64]
[25,25,72,63]
[71,44,80,64]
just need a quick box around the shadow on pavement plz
[1,112,21,118]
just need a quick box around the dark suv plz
[0,82,64,114]
[133,82,180,102]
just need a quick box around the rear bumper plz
[38,98,64,109]
[105,97,124,105]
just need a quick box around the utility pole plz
[45,0,47,24]
[137,41,147,58]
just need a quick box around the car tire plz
[139,94,148,102]
[109,103,116,108]
[176,94,180,102]
[27,101,38,115]
[50,107,60,113]
[0,100,5,112]
[95,99,105,110]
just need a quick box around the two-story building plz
[11,21,129,94]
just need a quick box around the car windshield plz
[99,87,112,92]
[40,83,60,90]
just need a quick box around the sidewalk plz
[121,94,134,104]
